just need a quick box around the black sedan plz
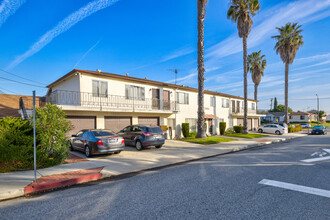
[311,126,327,135]
[70,129,125,157]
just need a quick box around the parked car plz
[70,129,125,157]
[300,123,311,128]
[258,124,287,135]
[311,126,327,135]
[118,125,165,151]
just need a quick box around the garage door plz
[237,118,244,126]
[104,116,132,132]
[67,116,96,136]
[138,117,159,126]
[247,118,253,131]
[254,118,259,130]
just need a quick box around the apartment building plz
[46,69,263,137]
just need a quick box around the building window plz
[92,80,108,97]
[289,115,292,119]
[125,85,145,100]
[177,92,189,104]
[210,97,216,107]
[222,98,229,108]
[185,118,197,131]
[251,103,256,110]
[300,115,305,120]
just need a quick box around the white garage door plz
[104,116,132,133]
[138,117,159,126]
[67,116,96,136]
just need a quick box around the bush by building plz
[219,122,226,135]
[233,125,243,134]
[181,123,190,138]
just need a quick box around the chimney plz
[97,69,101,73]
[145,77,147,80]
[126,73,129,77]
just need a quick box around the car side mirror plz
[72,134,77,137]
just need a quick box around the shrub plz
[224,129,233,135]
[233,126,243,134]
[182,123,190,138]
[219,122,226,135]
[188,131,197,138]
[0,104,72,173]
[311,121,318,123]
[288,125,302,133]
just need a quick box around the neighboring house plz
[46,69,264,137]
[289,112,317,123]
[326,115,330,122]
[0,94,45,118]
[260,112,285,123]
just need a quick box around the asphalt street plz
[1,131,329,220]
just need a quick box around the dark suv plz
[118,125,165,151]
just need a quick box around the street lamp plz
[316,94,319,125]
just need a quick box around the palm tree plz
[227,0,260,134]
[247,50,266,104]
[196,0,208,138]
[272,22,303,124]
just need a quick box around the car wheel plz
[155,145,163,149]
[114,151,121,154]
[258,129,263,133]
[275,130,281,135]
[135,140,143,151]
[70,143,74,151]
[85,146,92,157]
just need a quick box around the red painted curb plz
[24,173,102,195]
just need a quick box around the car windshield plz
[92,130,115,137]
[313,126,323,129]
[146,127,163,133]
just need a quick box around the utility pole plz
[270,98,273,110]
[316,94,319,125]
[33,90,37,182]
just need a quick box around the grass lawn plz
[290,122,330,127]
[225,133,269,139]
[181,137,236,145]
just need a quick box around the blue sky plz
[0,0,330,113]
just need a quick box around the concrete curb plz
[0,134,305,202]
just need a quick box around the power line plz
[0,86,18,95]
[0,76,46,88]
[0,68,47,85]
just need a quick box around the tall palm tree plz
[272,22,303,124]
[196,0,208,138]
[247,50,266,104]
[227,0,260,134]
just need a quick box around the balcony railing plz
[230,106,257,115]
[47,90,179,112]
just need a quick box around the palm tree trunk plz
[284,62,289,124]
[196,0,206,138]
[254,84,258,108]
[243,36,248,134]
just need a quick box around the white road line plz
[323,149,330,154]
[301,156,330,163]
[259,179,330,199]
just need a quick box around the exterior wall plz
[289,115,310,122]
[51,72,261,138]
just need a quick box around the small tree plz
[274,97,278,111]
[219,122,226,135]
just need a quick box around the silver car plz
[258,124,287,135]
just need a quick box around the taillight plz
[121,139,125,144]
[96,139,103,146]
[142,132,152,136]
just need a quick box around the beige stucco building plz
[46,69,263,138]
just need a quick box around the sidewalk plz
[0,132,306,201]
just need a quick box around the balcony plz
[230,106,257,116]
[47,90,179,113]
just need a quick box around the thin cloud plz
[0,0,26,28]
[6,0,119,70]
[73,38,102,68]
[206,0,330,60]
[161,48,194,62]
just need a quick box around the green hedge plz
[182,123,190,138]
[219,122,226,135]
[0,104,71,173]
[233,126,243,134]
[288,125,302,133]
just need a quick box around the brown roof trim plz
[47,69,257,102]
